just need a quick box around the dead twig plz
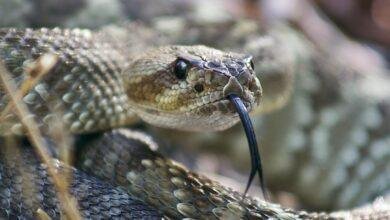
[0,54,57,122]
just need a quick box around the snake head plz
[125,45,262,131]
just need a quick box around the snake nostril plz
[194,83,204,93]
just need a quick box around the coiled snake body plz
[0,28,388,219]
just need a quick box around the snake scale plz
[0,24,388,220]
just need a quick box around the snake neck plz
[0,28,137,135]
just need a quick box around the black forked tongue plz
[228,94,268,200]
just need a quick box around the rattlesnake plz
[0,25,388,220]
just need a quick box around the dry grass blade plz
[0,60,81,220]
[47,102,75,191]
[0,54,57,122]
[35,208,53,220]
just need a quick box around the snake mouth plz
[192,95,254,117]
[223,93,255,113]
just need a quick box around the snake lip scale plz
[195,98,253,115]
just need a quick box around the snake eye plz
[174,59,188,80]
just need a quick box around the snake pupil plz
[174,59,188,79]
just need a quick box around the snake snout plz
[204,57,262,108]
[223,76,244,98]
[222,73,262,110]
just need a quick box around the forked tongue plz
[228,94,268,200]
